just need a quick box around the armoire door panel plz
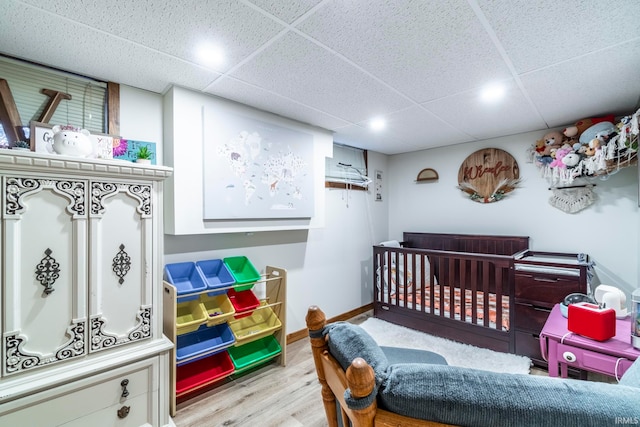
[89,181,153,352]
[2,176,88,375]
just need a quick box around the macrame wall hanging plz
[548,185,596,214]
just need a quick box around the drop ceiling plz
[1,0,639,154]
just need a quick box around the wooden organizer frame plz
[163,265,287,415]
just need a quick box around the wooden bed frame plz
[306,306,456,427]
[373,232,529,354]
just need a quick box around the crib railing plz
[373,245,514,331]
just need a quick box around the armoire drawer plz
[0,357,158,426]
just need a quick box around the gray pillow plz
[325,322,389,384]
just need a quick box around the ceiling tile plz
[477,0,640,73]
[332,123,423,155]
[229,31,413,123]
[208,76,351,130]
[19,0,285,73]
[0,1,220,93]
[297,0,512,103]
[521,39,640,128]
[424,79,547,140]
[335,106,474,154]
[247,0,323,24]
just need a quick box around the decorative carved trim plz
[129,306,152,341]
[4,177,40,215]
[4,177,86,217]
[89,306,151,353]
[4,319,86,375]
[0,151,172,180]
[90,182,152,218]
[127,184,152,217]
[90,181,118,215]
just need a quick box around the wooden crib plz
[373,232,529,354]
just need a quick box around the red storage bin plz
[175,351,234,396]
[228,288,260,319]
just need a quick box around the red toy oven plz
[567,302,616,341]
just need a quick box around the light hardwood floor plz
[173,311,371,427]
[172,312,611,426]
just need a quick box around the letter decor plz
[457,148,520,203]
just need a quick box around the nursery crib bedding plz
[379,288,510,331]
[376,248,510,331]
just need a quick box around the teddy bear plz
[51,125,93,157]
[535,131,567,165]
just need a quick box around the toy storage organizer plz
[163,263,287,416]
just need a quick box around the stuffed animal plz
[563,114,616,138]
[549,146,572,168]
[537,131,566,156]
[51,125,93,157]
[562,151,582,168]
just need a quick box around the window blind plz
[325,143,371,187]
[0,56,107,135]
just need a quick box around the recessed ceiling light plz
[370,117,386,131]
[480,83,505,103]
[196,43,225,68]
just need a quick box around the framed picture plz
[113,140,156,164]
[30,121,53,153]
[30,121,117,159]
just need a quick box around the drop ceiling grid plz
[0,1,221,94]
[520,39,640,128]
[245,0,324,24]
[476,0,640,74]
[228,31,413,124]
[208,77,352,131]
[296,0,513,104]
[20,0,287,74]
[423,79,548,140]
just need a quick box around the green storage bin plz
[224,256,260,292]
[228,335,281,373]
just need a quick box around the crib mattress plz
[382,286,510,331]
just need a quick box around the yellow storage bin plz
[228,304,282,345]
[176,300,207,335]
[200,293,236,327]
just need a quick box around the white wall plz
[119,83,638,333]
[388,130,639,297]
[118,85,390,333]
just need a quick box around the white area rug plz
[359,317,531,375]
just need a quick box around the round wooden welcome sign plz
[457,148,520,203]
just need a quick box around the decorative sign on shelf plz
[457,148,520,203]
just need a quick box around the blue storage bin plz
[164,262,207,301]
[176,323,235,365]
[196,259,235,296]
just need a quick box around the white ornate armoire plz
[0,151,173,426]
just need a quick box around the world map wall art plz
[202,107,314,220]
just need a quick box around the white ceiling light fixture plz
[196,43,225,68]
[370,117,386,131]
[480,83,505,103]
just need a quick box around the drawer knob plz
[563,351,576,363]
[117,405,130,419]
[121,379,129,398]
